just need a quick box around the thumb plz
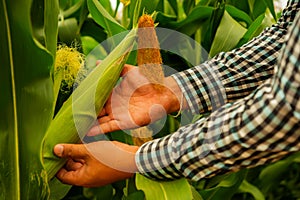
[120,64,136,77]
[54,144,87,159]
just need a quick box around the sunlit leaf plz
[136,174,193,200]
[87,0,126,37]
[236,14,265,47]
[238,180,265,200]
[209,10,247,57]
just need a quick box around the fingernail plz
[54,144,64,156]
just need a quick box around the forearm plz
[172,0,300,114]
[134,10,300,181]
[135,79,300,181]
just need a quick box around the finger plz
[97,116,112,124]
[87,121,121,136]
[120,64,136,77]
[98,107,107,117]
[96,60,101,66]
[65,159,83,171]
[54,144,88,159]
[56,168,82,186]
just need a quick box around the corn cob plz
[42,29,137,180]
[137,14,164,91]
[131,14,165,146]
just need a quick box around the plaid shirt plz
[135,0,300,181]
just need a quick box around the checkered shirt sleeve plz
[135,1,300,181]
[171,0,300,114]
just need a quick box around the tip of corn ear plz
[138,14,155,28]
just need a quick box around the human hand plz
[88,64,185,135]
[54,141,139,187]
[87,65,182,136]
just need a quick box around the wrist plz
[163,76,187,114]
[111,141,139,174]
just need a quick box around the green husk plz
[42,29,137,180]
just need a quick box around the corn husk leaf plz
[42,28,137,180]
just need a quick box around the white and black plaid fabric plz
[135,0,300,181]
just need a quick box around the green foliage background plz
[1,0,300,199]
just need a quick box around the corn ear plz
[130,14,165,145]
[42,29,137,180]
[137,14,164,91]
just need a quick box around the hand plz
[54,141,139,187]
[88,64,184,135]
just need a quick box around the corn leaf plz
[87,0,126,37]
[0,0,57,198]
[209,10,247,57]
[135,174,193,200]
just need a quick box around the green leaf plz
[81,35,101,55]
[199,170,247,200]
[83,185,114,199]
[251,0,267,20]
[45,0,59,56]
[167,0,178,15]
[0,0,57,198]
[125,190,145,200]
[135,174,193,200]
[258,156,294,194]
[58,17,79,44]
[261,0,276,21]
[236,14,265,47]
[87,0,126,37]
[168,6,213,36]
[190,185,204,200]
[238,180,265,200]
[49,178,72,200]
[209,10,247,57]
[225,5,253,27]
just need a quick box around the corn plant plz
[2,0,300,199]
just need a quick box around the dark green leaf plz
[167,0,178,15]
[236,14,265,47]
[83,185,114,199]
[238,180,265,200]
[183,0,195,15]
[168,6,213,36]
[252,0,267,20]
[225,5,253,27]
[58,17,79,44]
[87,0,126,37]
[261,0,277,20]
[0,0,57,198]
[125,190,145,200]
[199,170,247,200]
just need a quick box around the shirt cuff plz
[171,63,227,114]
[135,134,182,180]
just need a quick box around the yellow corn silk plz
[54,45,86,94]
